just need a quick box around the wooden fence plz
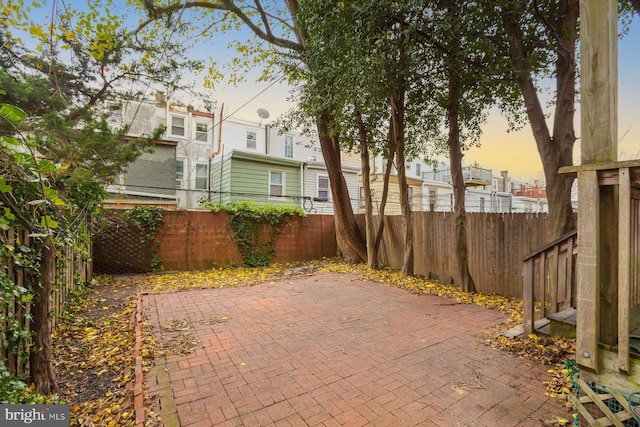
[360,212,550,298]
[1,227,92,377]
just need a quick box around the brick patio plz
[143,272,569,426]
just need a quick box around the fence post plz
[523,258,534,335]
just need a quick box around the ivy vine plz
[122,206,163,270]
[203,202,305,267]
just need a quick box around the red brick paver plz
[143,273,568,426]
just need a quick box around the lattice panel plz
[571,378,640,427]
[92,222,154,275]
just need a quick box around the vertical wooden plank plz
[557,247,568,311]
[523,258,534,335]
[618,167,631,373]
[566,236,575,308]
[535,253,545,320]
[549,244,559,315]
[576,170,600,372]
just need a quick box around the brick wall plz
[156,210,337,270]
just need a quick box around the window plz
[406,162,411,171]
[176,160,184,188]
[429,189,437,212]
[313,145,322,153]
[246,131,257,149]
[359,186,365,208]
[195,122,208,142]
[317,175,329,200]
[480,197,485,213]
[416,163,421,178]
[195,163,208,190]
[408,186,414,209]
[269,171,284,197]
[171,115,185,137]
[108,103,123,123]
[284,135,293,158]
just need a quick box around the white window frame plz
[170,114,186,138]
[313,145,322,153]
[195,162,208,190]
[269,170,285,198]
[246,131,257,150]
[415,163,421,178]
[284,135,294,159]
[316,175,330,200]
[359,186,365,208]
[176,159,185,188]
[195,121,209,143]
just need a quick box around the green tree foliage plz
[0,0,200,394]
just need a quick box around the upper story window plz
[246,131,257,149]
[176,160,184,188]
[195,122,208,142]
[284,135,294,159]
[195,163,208,190]
[269,170,284,197]
[171,115,185,137]
[313,145,322,153]
[107,103,123,123]
[415,163,421,178]
[317,175,329,200]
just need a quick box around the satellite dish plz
[257,108,270,119]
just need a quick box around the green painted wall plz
[212,151,302,207]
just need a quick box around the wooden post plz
[618,168,631,373]
[523,258,534,335]
[580,0,617,164]
[576,170,600,372]
[579,0,619,356]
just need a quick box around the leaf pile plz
[142,263,293,293]
[543,363,576,408]
[53,278,138,427]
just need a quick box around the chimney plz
[155,90,166,107]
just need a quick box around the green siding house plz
[209,150,303,208]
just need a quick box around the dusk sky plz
[209,17,640,183]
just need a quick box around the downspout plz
[300,161,305,210]
[265,124,270,155]
[208,104,224,203]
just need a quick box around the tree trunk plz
[501,0,577,240]
[446,15,476,293]
[355,106,379,269]
[283,1,367,263]
[317,113,367,263]
[390,87,413,276]
[373,143,395,263]
[30,243,57,394]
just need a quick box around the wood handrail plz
[523,229,577,262]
